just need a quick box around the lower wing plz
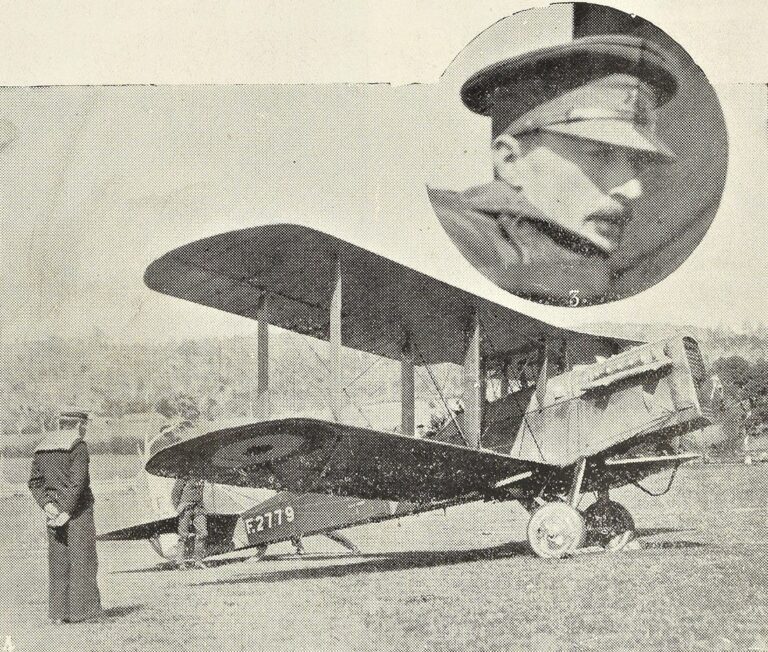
[594,451,699,489]
[146,418,542,503]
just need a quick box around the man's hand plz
[44,502,60,519]
[49,512,71,527]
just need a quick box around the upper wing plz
[144,223,637,365]
[146,417,543,503]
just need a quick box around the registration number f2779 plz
[244,506,295,534]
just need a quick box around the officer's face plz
[495,131,654,254]
[60,418,87,436]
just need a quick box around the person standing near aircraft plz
[428,35,681,306]
[290,535,306,555]
[171,476,208,569]
[28,411,102,623]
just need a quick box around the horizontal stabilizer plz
[97,516,178,541]
[97,513,239,542]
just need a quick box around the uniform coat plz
[28,435,101,622]
[428,181,613,306]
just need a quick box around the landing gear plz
[323,530,362,555]
[583,499,635,551]
[252,543,268,561]
[526,458,589,559]
[524,460,638,558]
[240,544,270,563]
[527,502,586,559]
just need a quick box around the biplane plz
[115,223,713,559]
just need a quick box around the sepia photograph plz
[0,2,766,651]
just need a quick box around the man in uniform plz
[428,35,680,306]
[28,411,102,623]
[171,476,208,569]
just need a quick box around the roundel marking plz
[213,433,306,468]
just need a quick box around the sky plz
[0,2,766,344]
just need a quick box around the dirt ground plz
[1,459,766,652]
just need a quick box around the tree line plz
[1,330,766,457]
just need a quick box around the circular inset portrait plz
[427,3,727,307]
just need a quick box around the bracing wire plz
[632,464,680,497]
[414,365,457,411]
[343,355,384,391]
[413,341,468,445]
[302,338,374,429]
[479,315,548,463]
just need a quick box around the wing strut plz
[255,298,270,419]
[500,359,510,397]
[414,342,467,445]
[330,259,342,421]
[463,313,483,449]
[401,337,415,436]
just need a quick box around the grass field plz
[0,458,766,651]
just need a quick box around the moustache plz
[586,204,633,227]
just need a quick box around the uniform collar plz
[462,180,607,259]
[462,180,545,218]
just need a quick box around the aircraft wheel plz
[583,500,635,550]
[527,502,586,559]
